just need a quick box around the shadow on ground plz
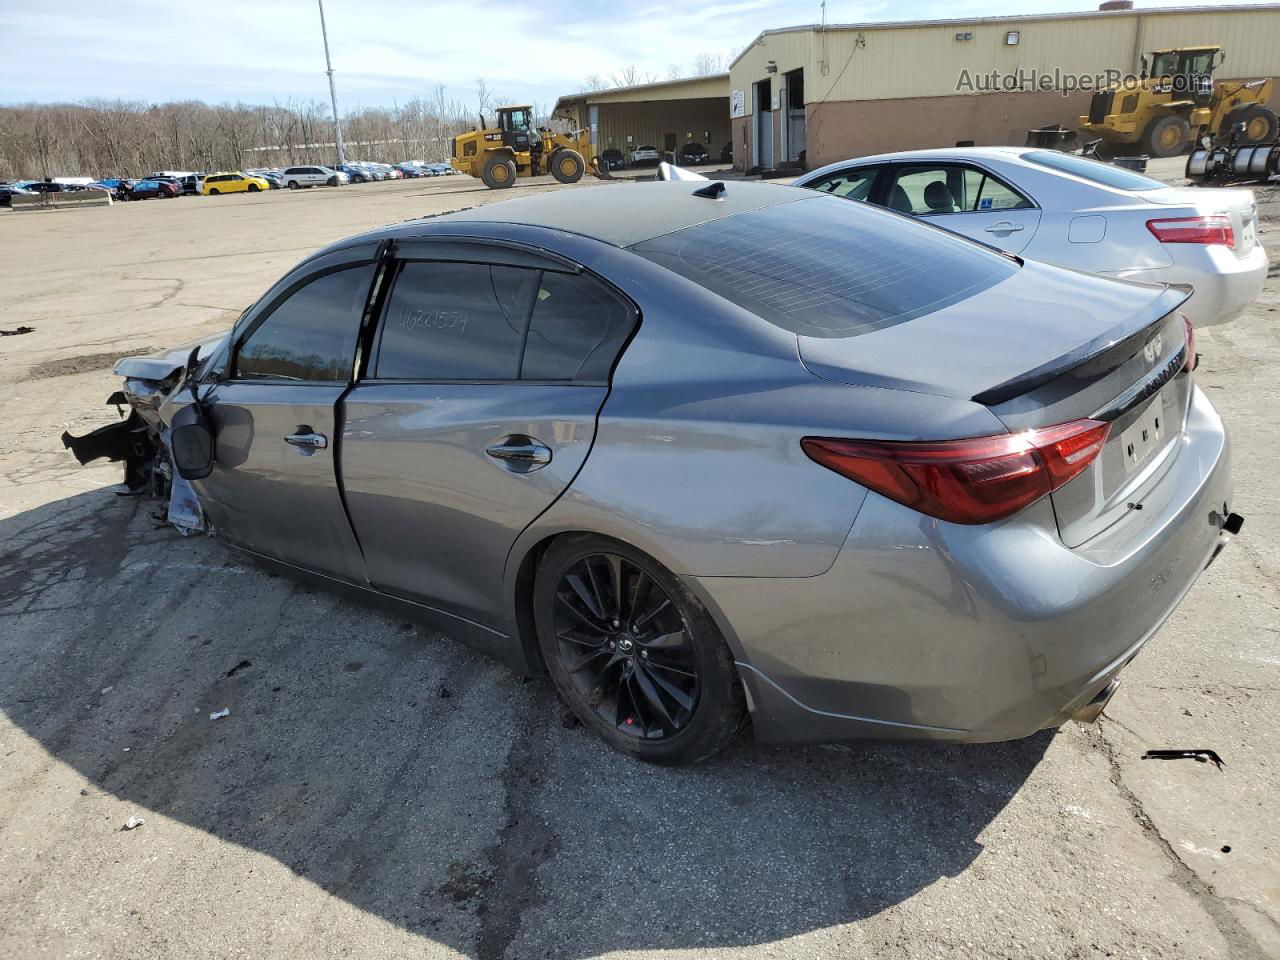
[1,488,1051,959]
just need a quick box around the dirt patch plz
[24,349,151,381]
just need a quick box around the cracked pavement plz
[1,163,1277,959]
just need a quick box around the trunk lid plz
[800,261,1193,547]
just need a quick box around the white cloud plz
[2,0,1273,107]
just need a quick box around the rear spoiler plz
[972,283,1192,407]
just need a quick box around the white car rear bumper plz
[1103,242,1268,327]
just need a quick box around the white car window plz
[806,167,880,201]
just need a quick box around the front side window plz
[235,263,374,381]
[374,261,538,380]
[805,166,879,201]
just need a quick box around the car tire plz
[248,183,260,192]
[550,149,586,184]
[208,188,219,195]
[1144,114,1191,157]
[287,180,300,189]
[534,534,746,765]
[481,155,518,189]
[327,176,339,187]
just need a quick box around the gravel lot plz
[1,163,1277,960]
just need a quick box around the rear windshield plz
[630,195,1018,338]
[1022,150,1167,191]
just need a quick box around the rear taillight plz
[802,419,1112,525]
[1182,313,1198,372]
[1146,215,1234,246]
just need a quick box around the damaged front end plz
[62,334,228,534]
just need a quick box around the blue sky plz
[2,0,1269,110]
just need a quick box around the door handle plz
[284,431,328,450]
[485,436,552,470]
[984,221,1024,234]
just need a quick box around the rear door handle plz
[984,221,1024,234]
[485,436,552,471]
[284,431,328,450]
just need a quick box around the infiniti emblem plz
[617,637,634,654]
[1142,333,1163,365]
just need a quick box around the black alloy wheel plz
[535,535,745,764]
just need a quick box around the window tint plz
[632,194,1018,339]
[961,169,1033,211]
[1023,150,1166,190]
[236,264,373,381]
[806,166,879,201]
[522,272,634,381]
[375,261,538,380]
[887,166,967,215]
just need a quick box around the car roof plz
[427,181,808,247]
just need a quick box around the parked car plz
[630,144,660,166]
[0,184,35,207]
[201,172,271,195]
[338,163,371,183]
[396,162,427,178]
[69,181,1239,765]
[601,148,626,171]
[124,179,180,200]
[794,147,1266,327]
[177,174,205,195]
[678,142,709,165]
[425,163,454,176]
[282,165,347,188]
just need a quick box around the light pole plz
[316,0,346,166]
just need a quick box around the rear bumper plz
[690,385,1233,745]
[1104,242,1267,327]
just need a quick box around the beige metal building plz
[729,3,1280,171]
[553,74,731,164]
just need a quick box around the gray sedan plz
[792,147,1267,327]
[66,181,1241,764]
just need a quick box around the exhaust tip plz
[1071,679,1119,724]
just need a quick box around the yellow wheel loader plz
[1078,46,1277,158]
[450,105,614,189]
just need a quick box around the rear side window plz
[374,261,538,380]
[805,166,879,201]
[961,169,1033,211]
[374,260,636,382]
[236,264,374,381]
[1023,150,1166,190]
[631,194,1018,338]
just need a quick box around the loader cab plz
[498,106,534,152]
[1148,47,1221,99]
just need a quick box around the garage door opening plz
[754,78,773,170]
[783,68,805,164]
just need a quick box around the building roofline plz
[553,72,730,114]
[728,3,1280,69]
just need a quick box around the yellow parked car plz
[201,172,270,195]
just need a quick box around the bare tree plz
[667,63,683,80]
[693,52,726,76]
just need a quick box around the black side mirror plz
[169,396,214,480]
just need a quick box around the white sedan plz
[792,147,1266,327]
